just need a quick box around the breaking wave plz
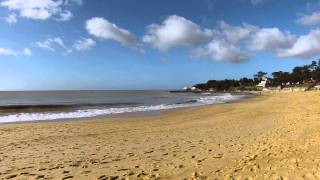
[0,93,247,123]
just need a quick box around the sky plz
[1,0,320,90]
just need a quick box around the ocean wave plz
[0,94,246,123]
[0,102,140,110]
[197,93,244,104]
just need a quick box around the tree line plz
[193,60,320,91]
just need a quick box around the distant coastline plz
[183,60,320,94]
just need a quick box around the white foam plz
[198,93,245,104]
[0,94,246,123]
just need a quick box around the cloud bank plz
[217,22,320,60]
[140,15,320,63]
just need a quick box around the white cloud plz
[0,0,78,22]
[73,38,96,51]
[0,47,32,56]
[36,36,96,54]
[142,15,213,51]
[0,47,18,56]
[219,21,258,44]
[297,12,320,26]
[23,48,32,56]
[36,37,66,52]
[1,0,62,20]
[192,39,249,63]
[5,13,17,24]
[57,10,73,22]
[86,17,142,51]
[248,28,296,52]
[278,29,320,58]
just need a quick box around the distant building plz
[256,76,268,88]
[191,86,201,92]
[191,87,197,91]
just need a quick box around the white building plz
[256,76,268,88]
[191,86,197,91]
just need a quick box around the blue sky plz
[0,0,320,90]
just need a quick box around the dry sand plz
[1,92,320,179]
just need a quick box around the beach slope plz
[1,92,320,179]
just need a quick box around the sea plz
[0,90,249,123]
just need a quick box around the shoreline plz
[0,93,256,125]
[4,92,320,179]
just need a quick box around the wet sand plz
[1,91,320,179]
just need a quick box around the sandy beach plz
[1,91,320,179]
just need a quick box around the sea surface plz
[0,91,248,123]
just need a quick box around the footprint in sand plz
[62,175,74,180]
[81,170,91,174]
[144,150,154,154]
[35,175,45,179]
[213,154,223,158]
[62,170,70,174]
[98,175,107,180]
[5,174,17,179]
